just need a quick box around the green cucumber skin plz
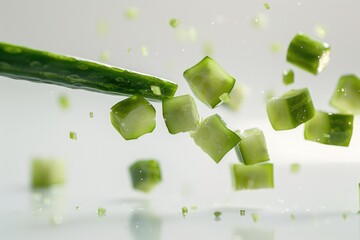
[0,42,177,100]
[286,33,330,75]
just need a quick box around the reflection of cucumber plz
[129,160,161,193]
[0,42,177,100]
[304,110,354,147]
[266,88,315,130]
[231,163,274,190]
[286,33,330,75]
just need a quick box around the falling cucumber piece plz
[235,128,270,165]
[129,160,161,193]
[162,94,200,134]
[240,209,246,216]
[251,213,259,223]
[290,163,300,173]
[169,18,181,28]
[282,69,294,85]
[329,74,360,114]
[191,114,240,163]
[231,163,274,190]
[97,207,107,216]
[58,94,70,110]
[286,33,330,75]
[0,42,177,100]
[69,131,77,140]
[110,96,155,140]
[182,207,188,217]
[214,211,222,220]
[304,110,354,146]
[183,56,236,108]
[32,159,65,188]
[266,88,315,130]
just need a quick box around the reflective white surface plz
[0,0,359,239]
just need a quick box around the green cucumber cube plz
[183,56,236,108]
[110,96,156,140]
[282,69,294,85]
[162,94,200,134]
[191,114,240,163]
[266,88,315,130]
[235,128,270,165]
[32,159,65,188]
[330,74,360,114]
[129,160,161,193]
[304,110,354,146]
[231,163,274,190]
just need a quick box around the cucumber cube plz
[330,74,360,114]
[32,159,65,188]
[129,160,161,193]
[304,110,354,146]
[110,96,156,140]
[231,163,274,190]
[162,94,200,134]
[183,56,236,108]
[235,128,270,165]
[191,114,240,163]
[266,88,315,130]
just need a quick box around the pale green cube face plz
[330,75,360,114]
[266,88,315,130]
[129,160,161,193]
[191,114,240,163]
[236,128,270,165]
[32,159,65,188]
[162,94,200,134]
[304,110,354,146]
[231,163,274,190]
[110,96,156,140]
[183,56,236,108]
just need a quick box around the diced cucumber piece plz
[286,33,330,75]
[32,159,65,188]
[329,74,360,114]
[231,163,274,190]
[69,131,77,140]
[183,56,236,108]
[282,69,294,85]
[191,114,240,163]
[182,207,188,217]
[169,18,181,28]
[266,88,315,130]
[129,160,161,193]
[97,207,107,216]
[110,96,156,140]
[304,110,354,146]
[162,94,200,134]
[235,128,270,165]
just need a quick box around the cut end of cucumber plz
[235,128,270,165]
[32,158,66,188]
[162,94,200,134]
[129,160,162,193]
[191,114,240,163]
[231,163,274,190]
[183,56,236,108]
[266,88,315,130]
[330,74,360,114]
[110,96,156,140]
[304,110,354,147]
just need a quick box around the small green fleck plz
[264,3,270,10]
[99,50,110,63]
[98,207,106,216]
[219,93,231,103]
[125,6,139,20]
[182,207,188,217]
[240,209,246,216]
[270,42,282,53]
[169,18,181,28]
[202,42,214,56]
[69,131,77,140]
[58,95,70,110]
[314,24,327,39]
[290,213,296,220]
[342,212,349,220]
[151,85,162,96]
[75,206,80,210]
[214,211,222,220]
[290,163,300,173]
[89,112,94,118]
[191,205,197,210]
[127,48,132,54]
[251,213,259,223]
[283,69,295,85]
[252,13,268,29]
[141,46,148,57]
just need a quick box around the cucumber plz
[231,163,274,190]
[129,160,162,193]
[0,42,177,100]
